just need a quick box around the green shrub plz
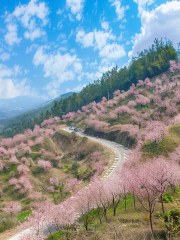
[143,138,178,155]
[0,219,12,233]
[31,144,41,152]
[17,209,32,222]
[28,152,42,160]
[163,194,174,203]
[169,123,180,136]
[163,209,180,236]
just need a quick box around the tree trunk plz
[160,194,165,214]
[113,206,116,216]
[149,212,153,233]
[103,208,108,222]
[97,207,102,224]
[52,193,56,204]
[85,215,88,231]
[125,195,127,211]
[133,194,136,211]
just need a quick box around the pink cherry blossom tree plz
[128,100,137,108]
[38,160,52,172]
[3,201,21,222]
[10,156,19,164]
[65,178,83,193]
[24,146,32,154]
[17,164,30,175]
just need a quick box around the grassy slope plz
[0,129,112,234]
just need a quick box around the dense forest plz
[0,39,178,138]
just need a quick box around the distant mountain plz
[0,96,48,119]
[0,92,74,132]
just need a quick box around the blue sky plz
[0,0,180,100]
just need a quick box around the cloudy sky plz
[0,0,180,100]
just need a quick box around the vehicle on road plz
[74,127,81,132]
[69,127,75,130]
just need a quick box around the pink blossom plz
[9,178,18,185]
[136,94,150,106]
[24,146,32,154]
[109,111,118,119]
[115,105,130,115]
[38,160,52,172]
[10,156,19,164]
[128,100,136,108]
[113,90,120,96]
[137,80,144,87]
[35,136,44,145]
[65,178,83,193]
[3,201,21,214]
[29,192,44,201]
[17,164,30,174]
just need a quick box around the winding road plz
[6,128,129,240]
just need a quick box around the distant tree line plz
[0,38,178,138]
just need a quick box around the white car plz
[69,127,75,130]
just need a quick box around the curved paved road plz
[7,128,129,240]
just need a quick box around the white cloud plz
[76,12,82,20]
[0,52,10,61]
[24,28,46,41]
[58,33,66,39]
[4,0,49,44]
[76,29,116,50]
[57,9,63,15]
[0,64,13,78]
[12,0,49,28]
[66,83,87,92]
[57,21,63,29]
[109,0,129,20]
[0,64,34,99]
[99,43,126,60]
[58,47,67,52]
[66,0,84,20]
[101,21,109,30]
[24,69,29,74]
[129,1,180,58]
[33,47,82,97]
[79,63,116,83]
[68,13,75,21]
[26,44,39,53]
[4,23,22,46]
[66,0,84,14]
[94,30,116,50]
[133,0,155,15]
[76,30,94,47]
[69,30,74,38]
[0,78,21,99]
[90,60,98,68]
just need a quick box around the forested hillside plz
[0,39,177,138]
[0,92,74,136]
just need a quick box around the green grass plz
[28,152,42,160]
[17,209,32,222]
[47,230,71,239]
[143,137,178,156]
[169,123,180,136]
[0,165,18,179]
[31,144,41,152]
[108,113,132,125]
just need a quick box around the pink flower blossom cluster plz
[38,160,52,172]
